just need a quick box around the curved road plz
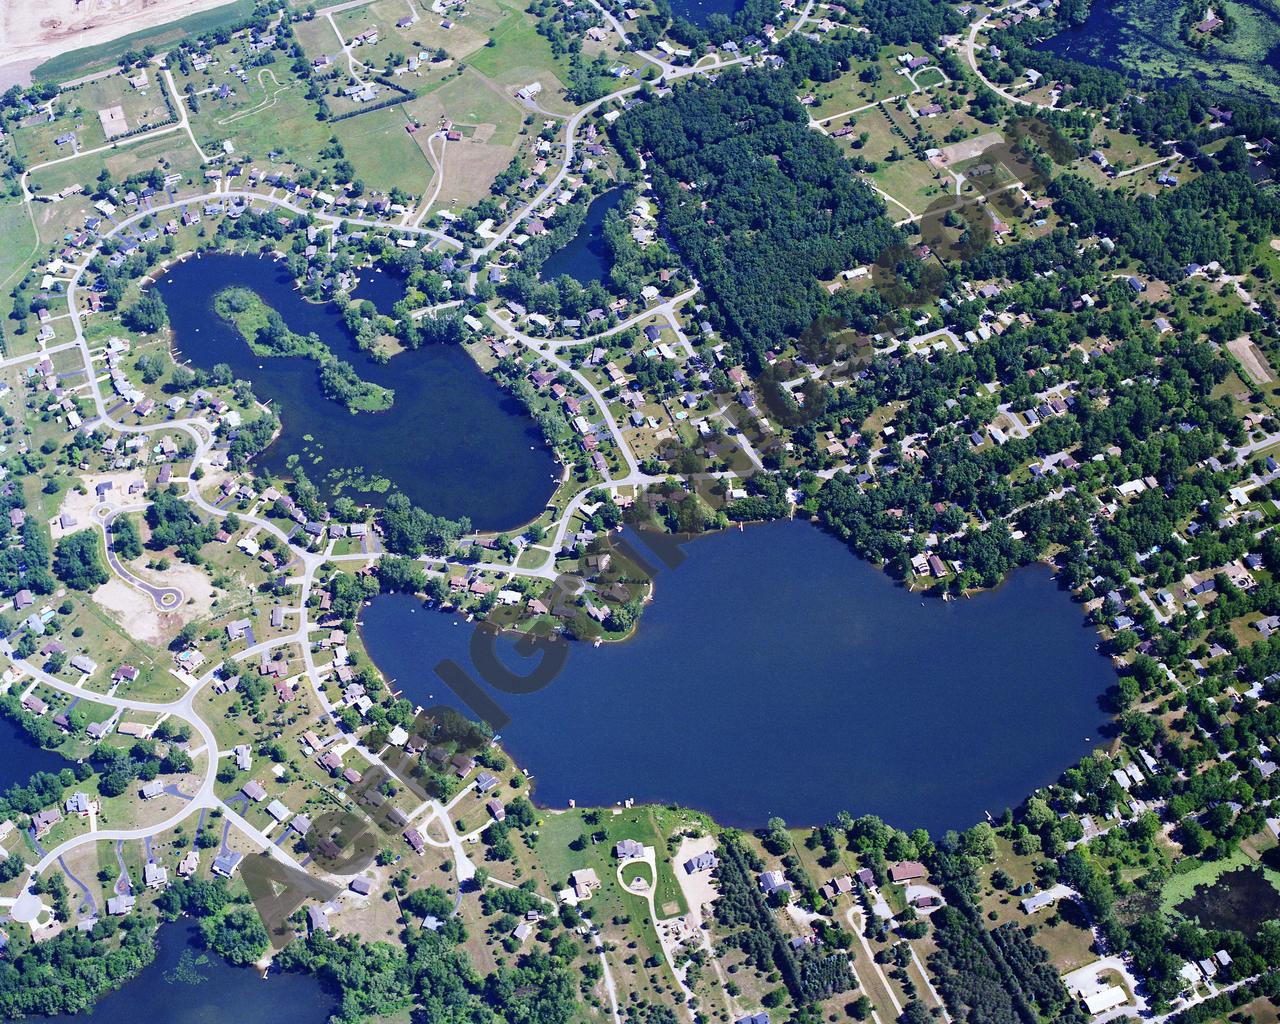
[98,506,184,611]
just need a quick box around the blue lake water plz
[541,190,625,285]
[38,920,335,1024]
[0,714,73,791]
[157,254,558,530]
[361,520,1116,833]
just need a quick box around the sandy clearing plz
[0,0,242,82]
[53,471,146,535]
[93,578,183,646]
[671,835,719,926]
[93,556,214,646]
[931,131,1004,167]
[1228,335,1274,385]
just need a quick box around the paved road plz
[99,506,184,610]
[0,0,815,955]
[963,0,1053,110]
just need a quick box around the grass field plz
[26,129,204,205]
[463,0,572,102]
[913,67,946,89]
[0,199,39,336]
[32,0,258,83]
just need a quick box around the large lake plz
[157,254,558,531]
[39,920,335,1024]
[361,520,1115,833]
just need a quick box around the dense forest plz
[611,70,899,369]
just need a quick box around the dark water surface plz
[541,190,626,285]
[1176,867,1280,936]
[39,921,335,1024]
[361,520,1116,833]
[157,253,557,530]
[1034,0,1132,69]
[669,0,745,26]
[0,714,74,791]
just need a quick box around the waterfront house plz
[684,852,717,874]
[759,870,791,895]
[21,694,47,715]
[145,861,168,889]
[889,861,926,883]
[615,839,644,859]
[107,894,135,916]
[31,807,61,837]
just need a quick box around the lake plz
[39,920,335,1024]
[541,190,626,285]
[668,0,745,26]
[361,520,1115,833]
[0,714,74,791]
[1034,0,1133,70]
[1034,0,1280,104]
[157,254,558,531]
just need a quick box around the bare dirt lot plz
[1229,335,1275,385]
[0,0,240,79]
[931,131,1004,168]
[94,555,215,647]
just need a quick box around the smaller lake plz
[541,190,625,285]
[1177,866,1280,937]
[362,520,1115,833]
[158,254,558,531]
[0,714,74,792]
[668,0,745,26]
[41,921,335,1024]
[39,920,336,1024]
[1033,0,1133,70]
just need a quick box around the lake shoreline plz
[359,518,1116,833]
[155,252,558,532]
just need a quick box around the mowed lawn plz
[464,0,573,103]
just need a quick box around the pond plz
[361,520,1116,833]
[1034,0,1280,103]
[668,0,745,27]
[157,253,558,531]
[0,714,74,791]
[1176,866,1280,936]
[540,190,626,286]
[39,920,336,1024]
[1033,0,1133,70]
